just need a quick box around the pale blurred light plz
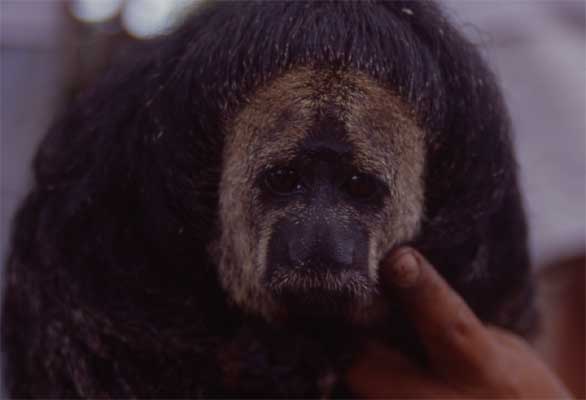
[121,0,176,39]
[70,0,124,23]
[169,0,204,24]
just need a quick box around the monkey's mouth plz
[265,267,376,318]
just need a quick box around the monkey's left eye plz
[263,168,303,195]
[343,174,380,201]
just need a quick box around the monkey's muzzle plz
[264,217,374,317]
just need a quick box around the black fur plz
[2,1,535,397]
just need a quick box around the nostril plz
[287,237,312,267]
[288,235,355,271]
[268,217,366,274]
[331,238,355,268]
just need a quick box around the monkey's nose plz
[287,225,355,271]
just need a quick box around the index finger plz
[381,247,496,375]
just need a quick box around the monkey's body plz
[2,2,535,397]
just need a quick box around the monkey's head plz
[0,4,537,397]
[161,2,532,334]
[217,68,424,322]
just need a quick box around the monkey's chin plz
[266,268,382,323]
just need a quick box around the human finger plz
[381,247,496,375]
[346,340,451,399]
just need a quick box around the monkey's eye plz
[343,174,380,201]
[263,168,303,195]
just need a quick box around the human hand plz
[347,247,572,399]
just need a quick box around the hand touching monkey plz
[1,2,539,396]
[347,248,572,399]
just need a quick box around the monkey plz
[1,1,536,397]
[217,67,425,323]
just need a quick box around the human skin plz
[535,254,585,399]
[347,247,572,399]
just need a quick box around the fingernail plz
[388,250,420,288]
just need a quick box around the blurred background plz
[0,0,585,391]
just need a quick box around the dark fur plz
[2,1,535,397]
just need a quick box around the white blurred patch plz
[70,0,124,23]
[121,0,202,38]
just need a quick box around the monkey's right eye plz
[263,168,303,195]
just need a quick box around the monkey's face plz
[217,68,425,323]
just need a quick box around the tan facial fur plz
[217,67,425,322]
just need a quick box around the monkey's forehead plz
[225,68,424,177]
